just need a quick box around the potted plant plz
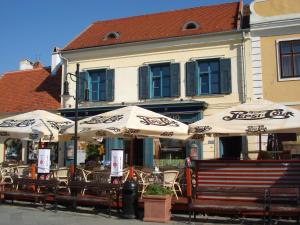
[143,184,173,223]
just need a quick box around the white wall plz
[0,144,4,163]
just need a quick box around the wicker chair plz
[162,170,182,199]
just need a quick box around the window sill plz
[190,94,229,98]
[278,77,300,82]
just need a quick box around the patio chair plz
[135,169,151,198]
[122,168,130,183]
[16,165,30,178]
[162,170,182,200]
[53,167,70,193]
[0,167,13,184]
[77,168,92,195]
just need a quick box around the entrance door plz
[133,139,144,166]
[124,139,144,166]
[220,136,242,160]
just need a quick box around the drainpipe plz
[241,31,247,103]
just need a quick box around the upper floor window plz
[186,58,231,96]
[150,64,171,98]
[183,21,199,30]
[78,69,114,102]
[278,40,300,79]
[138,63,180,100]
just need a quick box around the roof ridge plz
[92,2,239,25]
[2,66,51,76]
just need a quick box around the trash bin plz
[122,180,138,219]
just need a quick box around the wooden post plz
[128,138,134,179]
[31,163,36,179]
[185,167,192,197]
[69,164,74,177]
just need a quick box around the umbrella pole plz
[258,133,262,160]
[129,138,134,179]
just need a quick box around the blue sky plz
[0,0,251,75]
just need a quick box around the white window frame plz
[276,37,300,82]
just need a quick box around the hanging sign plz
[38,149,51,173]
[111,149,123,177]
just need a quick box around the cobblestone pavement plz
[0,203,297,225]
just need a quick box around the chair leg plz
[176,183,183,195]
[172,185,178,200]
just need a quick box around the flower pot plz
[143,195,172,223]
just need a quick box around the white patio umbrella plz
[63,105,190,141]
[0,110,74,142]
[189,99,300,136]
[189,99,300,154]
[62,105,190,177]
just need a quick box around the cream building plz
[60,2,253,166]
[249,0,300,156]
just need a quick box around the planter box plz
[143,195,172,223]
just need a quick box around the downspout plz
[59,53,70,109]
[238,0,247,103]
[241,31,247,103]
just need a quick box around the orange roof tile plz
[63,2,240,51]
[0,67,61,113]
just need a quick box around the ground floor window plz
[27,142,39,163]
[4,138,22,163]
[219,136,243,160]
[158,139,186,160]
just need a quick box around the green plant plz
[145,184,173,196]
[86,144,99,158]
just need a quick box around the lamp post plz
[62,63,80,181]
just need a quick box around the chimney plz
[19,59,33,70]
[51,47,62,75]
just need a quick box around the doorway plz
[124,139,144,167]
[220,136,243,160]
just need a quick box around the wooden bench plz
[188,160,300,224]
[55,181,122,216]
[0,178,58,209]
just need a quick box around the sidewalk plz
[0,204,297,225]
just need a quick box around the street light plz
[62,63,80,181]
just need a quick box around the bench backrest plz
[13,178,58,193]
[194,160,300,202]
[67,181,121,194]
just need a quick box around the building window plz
[4,138,22,163]
[138,63,180,100]
[186,58,231,96]
[150,64,171,98]
[79,69,115,102]
[183,21,199,30]
[197,59,220,95]
[278,40,300,79]
[104,31,120,40]
[89,69,107,101]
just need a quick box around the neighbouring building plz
[0,48,62,164]
[59,1,253,167]
[249,0,300,156]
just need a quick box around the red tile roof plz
[0,67,61,113]
[63,2,241,51]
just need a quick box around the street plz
[0,203,297,225]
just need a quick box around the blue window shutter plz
[143,138,153,167]
[78,72,88,102]
[170,63,180,97]
[186,61,197,96]
[106,69,115,101]
[220,58,232,94]
[138,66,150,99]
